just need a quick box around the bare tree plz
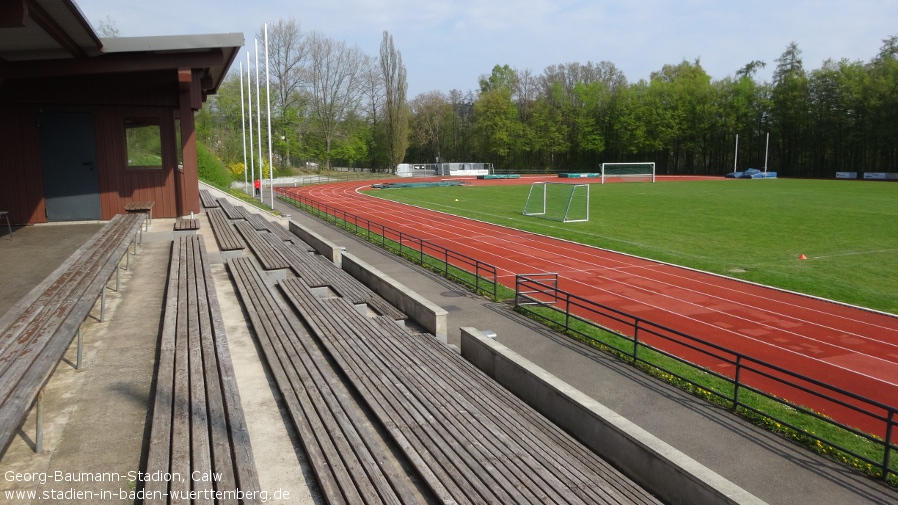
[379,31,409,170]
[360,55,385,168]
[307,31,367,169]
[97,15,119,37]
[262,18,309,167]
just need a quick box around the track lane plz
[282,179,898,434]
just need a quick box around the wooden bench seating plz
[234,207,269,231]
[277,276,661,504]
[216,198,243,220]
[251,231,405,320]
[235,207,298,244]
[227,257,422,503]
[144,235,260,504]
[174,218,200,231]
[0,213,145,455]
[288,247,407,320]
[199,189,219,208]
[206,208,245,253]
[124,201,154,230]
[233,221,291,271]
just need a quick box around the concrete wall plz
[342,252,448,342]
[459,327,766,505]
[288,219,448,342]
[288,220,342,265]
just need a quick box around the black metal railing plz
[515,273,897,483]
[276,188,499,300]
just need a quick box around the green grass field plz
[364,179,898,314]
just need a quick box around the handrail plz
[515,273,898,483]
[276,188,499,300]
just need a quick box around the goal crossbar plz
[601,162,655,184]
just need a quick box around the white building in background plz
[396,163,493,177]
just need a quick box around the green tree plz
[771,42,810,175]
[474,86,521,164]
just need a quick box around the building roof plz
[0,0,243,96]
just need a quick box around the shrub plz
[197,142,232,189]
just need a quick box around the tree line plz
[197,20,898,178]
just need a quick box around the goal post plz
[522,182,590,223]
[600,162,655,184]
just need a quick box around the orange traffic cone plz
[798,254,807,260]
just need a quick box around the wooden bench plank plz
[216,199,243,220]
[277,278,463,502]
[278,277,662,504]
[228,258,353,503]
[0,214,144,455]
[206,208,245,252]
[200,190,219,208]
[144,236,260,504]
[143,238,182,504]
[174,218,200,231]
[228,257,419,504]
[233,221,290,271]
[125,201,154,229]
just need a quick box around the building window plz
[124,117,163,169]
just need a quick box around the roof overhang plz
[0,0,102,60]
[0,1,243,97]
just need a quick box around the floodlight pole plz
[255,38,263,203]
[239,61,248,194]
[734,134,739,171]
[246,52,255,196]
[265,23,274,209]
[763,132,770,173]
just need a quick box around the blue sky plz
[77,0,898,98]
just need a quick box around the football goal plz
[600,162,655,184]
[522,182,590,223]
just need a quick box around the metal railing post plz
[564,292,571,332]
[884,410,895,481]
[733,355,743,411]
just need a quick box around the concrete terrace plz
[0,184,894,504]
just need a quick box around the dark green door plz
[38,111,102,221]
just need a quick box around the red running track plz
[282,177,898,436]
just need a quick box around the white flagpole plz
[245,52,255,196]
[265,23,274,209]
[255,38,264,203]
[764,132,770,173]
[239,61,248,194]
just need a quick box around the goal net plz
[522,182,590,223]
[600,162,655,184]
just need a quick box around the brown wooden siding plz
[0,105,45,225]
[1,70,197,224]
[3,71,180,108]
[94,107,180,219]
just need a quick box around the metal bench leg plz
[100,288,106,322]
[77,326,83,370]
[35,388,44,453]
[115,262,121,291]
[1,213,10,241]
